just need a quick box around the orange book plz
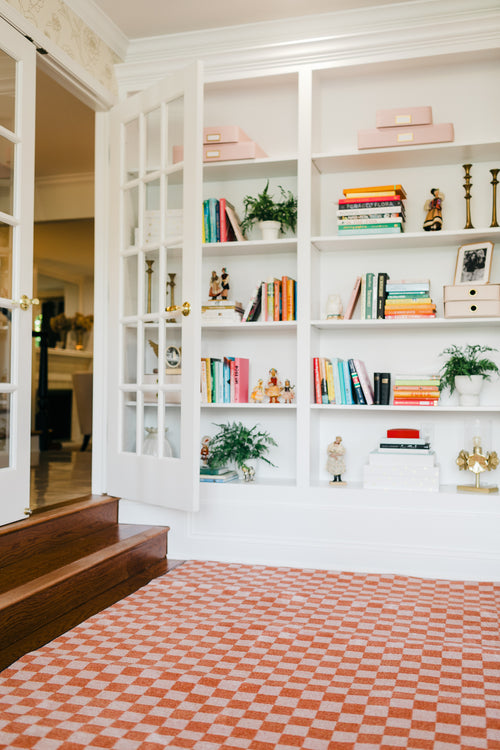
[343,184,407,200]
[281,276,288,321]
[287,278,295,320]
[273,279,281,321]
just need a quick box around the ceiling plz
[91,0,409,39]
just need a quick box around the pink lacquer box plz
[358,122,454,150]
[443,284,500,318]
[203,125,251,144]
[173,140,267,163]
[376,106,433,128]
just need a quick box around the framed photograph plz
[165,345,181,372]
[454,242,493,285]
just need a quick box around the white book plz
[368,449,435,467]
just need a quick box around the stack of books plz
[363,428,440,492]
[200,466,239,483]
[202,198,245,243]
[384,279,436,319]
[337,185,406,236]
[392,374,441,406]
[200,356,249,404]
[313,357,373,405]
[202,299,244,322]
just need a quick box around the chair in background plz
[72,371,93,451]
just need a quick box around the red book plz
[339,194,405,205]
[219,198,228,242]
[233,358,249,402]
[392,399,439,406]
[387,428,420,438]
[313,358,322,404]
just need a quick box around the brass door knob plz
[165,301,191,317]
[19,295,40,311]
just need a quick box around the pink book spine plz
[234,358,249,403]
[219,198,227,242]
[230,358,236,402]
[353,359,374,405]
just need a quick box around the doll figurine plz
[282,379,295,404]
[250,378,264,403]
[327,436,346,485]
[220,267,230,299]
[209,271,222,299]
[265,368,282,403]
[423,188,444,231]
[200,435,210,466]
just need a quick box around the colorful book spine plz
[376,272,389,319]
[347,359,367,405]
[313,358,322,404]
[336,359,346,405]
[233,358,249,403]
[364,272,375,320]
[342,360,354,404]
[353,359,374,405]
[319,358,329,404]
[325,359,336,404]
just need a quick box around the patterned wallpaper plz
[5,0,120,94]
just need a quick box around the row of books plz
[200,356,249,403]
[384,279,436,319]
[200,466,239,483]
[393,375,441,406]
[313,357,374,405]
[202,198,245,243]
[336,184,407,236]
[242,277,297,322]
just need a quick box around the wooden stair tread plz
[0,524,166,594]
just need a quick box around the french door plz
[0,20,36,525]
[106,63,203,512]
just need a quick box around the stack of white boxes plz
[363,431,440,492]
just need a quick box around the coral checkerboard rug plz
[0,561,499,750]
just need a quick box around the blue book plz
[331,358,342,406]
[342,359,354,404]
[336,359,346,405]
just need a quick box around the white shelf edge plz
[310,404,500,412]
[202,321,297,330]
[311,227,500,252]
[311,317,500,329]
[201,402,296,409]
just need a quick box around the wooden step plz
[0,496,169,671]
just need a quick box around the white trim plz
[62,0,129,61]
[0,0,117,110]
[115,0,500,94]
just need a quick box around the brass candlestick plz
[145,260,154,313]
[166,272,177,323]
[462,163,474,229]
[490,168,499,228]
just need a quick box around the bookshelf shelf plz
[203,156,297,182]
[312,228,500,253]
[202,320,297,331]
[312,140,500,174]
[310,404,500,412]
[202,402,296,409]
[311,317,500,330]
[203,238,297,257]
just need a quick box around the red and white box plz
[357,122,454,150]
[173,140,267,163]
[376,106,433,128]
[444,283,500,318]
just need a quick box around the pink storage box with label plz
[358,122,454,149]
[444,299,500,318]
[203,126,251,144]
[376,106,433,128]
[173,141,267,163]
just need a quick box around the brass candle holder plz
[456,435,498,493]
[145,259,154,313]
[462,163,474,229]
[490,168,499,228]
[166,272,177,323]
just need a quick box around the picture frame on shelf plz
[454,241,493,285]
[166,345,181,373]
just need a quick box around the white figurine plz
[326,294,343,319]
[327,436,346,485]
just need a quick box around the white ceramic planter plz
[258,220,281,241]
[454,374,484,406]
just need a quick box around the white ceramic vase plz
[258,220,281,241]
[454,375,484,406]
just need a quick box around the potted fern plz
[439,344,499,405]
[207,421,277,481]
[240,181,297,240]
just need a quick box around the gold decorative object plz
[462,163,474,229]
[166,272,177,322]
[490,168,499,228]
[145,260,154,313]
[456,435,498,493]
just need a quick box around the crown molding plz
[115,0,500,95]
[62,0,129,60]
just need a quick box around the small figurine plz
[251,378,264,403]
[282,379,295,404]
[209,271,222,299]
[327,436,346,485]
[423,188,444,231]
[220,267,230,299]
[200,435,210,466]
[325,294,343,320]
[265,368,282,403]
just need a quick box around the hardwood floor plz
[30,444,92,513]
